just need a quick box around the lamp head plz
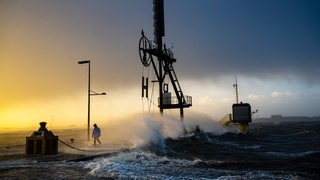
[78,60,90,64]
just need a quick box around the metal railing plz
[158,95,192,106]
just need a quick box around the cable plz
[148,81,155,113]
[141,97,145,113]
[58,139,102,152]
[58,139,87,151]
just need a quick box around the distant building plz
[255,115,320,123]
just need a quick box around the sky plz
[1,0,319,131]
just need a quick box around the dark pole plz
[87,61,91,141]
[154,0,164,114]
[78,60,106,141]
[78,60,91,141]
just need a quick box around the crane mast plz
[139,0,192,120]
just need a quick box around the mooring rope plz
[58,139,88,152]
[58,139,105,152]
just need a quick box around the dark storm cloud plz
[163,0,320,84]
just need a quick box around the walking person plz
[92,124,101,146]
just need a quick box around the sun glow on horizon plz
[0,88,145,132]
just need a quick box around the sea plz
[0,117,319,179]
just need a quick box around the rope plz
[141,97,145,113]
[141,63,159,115]
[149,81,155,113]
[141,64,157,114]
[58,139,103,152]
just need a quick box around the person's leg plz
[97,137,101,145]
[94,137,97,146]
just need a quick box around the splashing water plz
[84,150,304,179]
[100,113,227,149]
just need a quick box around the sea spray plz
[97,112,229,150]
[98,114,182,148]
[136,115,166,152]
[183,112,228,135]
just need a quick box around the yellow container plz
[238,123,248,134]
[26,135,58,155]
[25,122,58,155]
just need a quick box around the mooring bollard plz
[26,122,58,155]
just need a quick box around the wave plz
[265,150,320,158]
[84,151,197,179]
[83,151,285,179]
[83,150,313,180]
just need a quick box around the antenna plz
[233,74,239,104]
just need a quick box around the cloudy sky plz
[1,0,319,130]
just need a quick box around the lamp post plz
[78,60,106,141]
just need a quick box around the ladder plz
[164,62,187,105]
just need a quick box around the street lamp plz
[78,60,106,141]
[90,90,107,96]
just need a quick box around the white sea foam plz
[84,150,234,179]
[84,151,197,179]
[83,150,300,179]
[0,154,303,180]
